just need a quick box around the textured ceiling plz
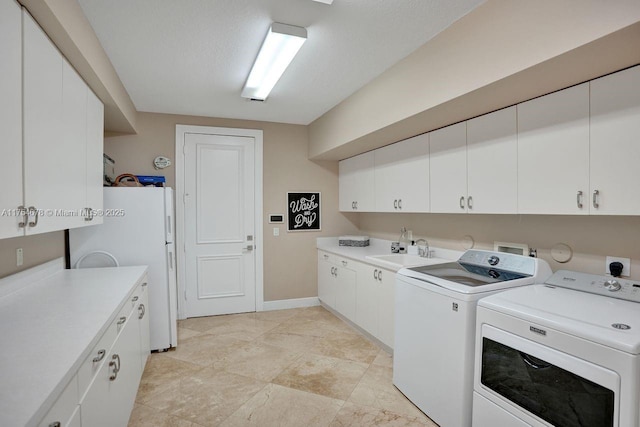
[78,0,484,125]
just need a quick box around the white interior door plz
[183,132,257,317]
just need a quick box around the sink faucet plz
[415,238,430,258]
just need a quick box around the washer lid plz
[479,284,640,354]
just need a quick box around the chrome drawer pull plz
[109,354,121,381]
[138,304,146,320]
[576,190,583,208]
[459,196,465,209]
[593,189,600,208]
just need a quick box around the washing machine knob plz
[487,255,500,266]
[605,280,621,292]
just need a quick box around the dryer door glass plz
[481,337,614,427]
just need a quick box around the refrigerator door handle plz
[166,215,172,235]
[168,250,174,270]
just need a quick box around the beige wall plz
[309,0,640,160]
[0,231,64,278]
[358,213,640,281]
[105,112,359,302]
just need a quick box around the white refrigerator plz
[69,187,178,351]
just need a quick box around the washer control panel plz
[546,270,640,303]
[458,250,537,276]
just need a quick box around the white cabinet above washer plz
[590,65,640,215]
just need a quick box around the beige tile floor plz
[128,306,438,427]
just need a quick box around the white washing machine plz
[473,270,640,427]
[394,250,552,427]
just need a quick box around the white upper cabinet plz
[517,83,590,215]
[339,151,375,212]
[430,122,467,213]
[467,106,518,214]
[86,89,105,224]
[590,66,640,215]
[0,0,23,239]
[374,134,429,212]
[23,9,65,234]
[19,9,104,236]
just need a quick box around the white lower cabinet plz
[81,305,142,427]
[320,251,396,349]
[354,263,395,348]
[39,277,149,427]
[355,263,380,337]
[376,268,395,348]
[318,251,356,319]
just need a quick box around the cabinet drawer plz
[77,291,137,398]
[38,375,78,427]
[318,251,355,270]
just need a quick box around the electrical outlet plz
[605,256,630,277]
[16,248,23,266]
[273,227,280,237]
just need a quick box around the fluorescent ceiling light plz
[312,0,334,4]
[241,23,307,101]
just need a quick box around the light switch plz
[273,227,280,237]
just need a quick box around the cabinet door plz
[590,66,640,215]
[317,253,336,309]
[81,311,141,427]
[23,9,64,234]
[85,89,104,224]
[334,265,356,320]
[374,134,429,212]
[60,59,89,229]
[430,122,468,213]
[355,264,379,337]
[339,151,374,212]
[377,268,395,348]
[138,282,151,370]
[467,107,517,214]
[0,0,24,239]
[517,83,590,214]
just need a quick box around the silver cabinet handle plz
[398,199,402,210]
[342,260,347,267]
[593,190,599,208]
[17,205,27,228]
[459,196,465,209]
[28,206,38,227]
[49,422,61,427]
[132,296,139,302]
[138,304,145,319]
[378,270,383,282]
[351,201,355,210]
[93,349,106,363]
[577,191,583,208]
[109,354,120,381]
[323,254,329,260]
[117,316,126,331]
[467,196,473,210]
[373,269,378,280]
[393,199,398,209]
[142,282,148,287]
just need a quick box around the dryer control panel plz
[546,270,640,303]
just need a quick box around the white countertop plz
[0,259,148,427]
[317,237,462,271]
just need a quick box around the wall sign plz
[287,192,321,232]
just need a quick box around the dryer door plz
[478,325,620,427]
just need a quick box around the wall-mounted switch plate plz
[273,227,280,237]
[605,256,630,277]
[16,248,23,266]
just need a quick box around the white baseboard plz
[262,297,320,311]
